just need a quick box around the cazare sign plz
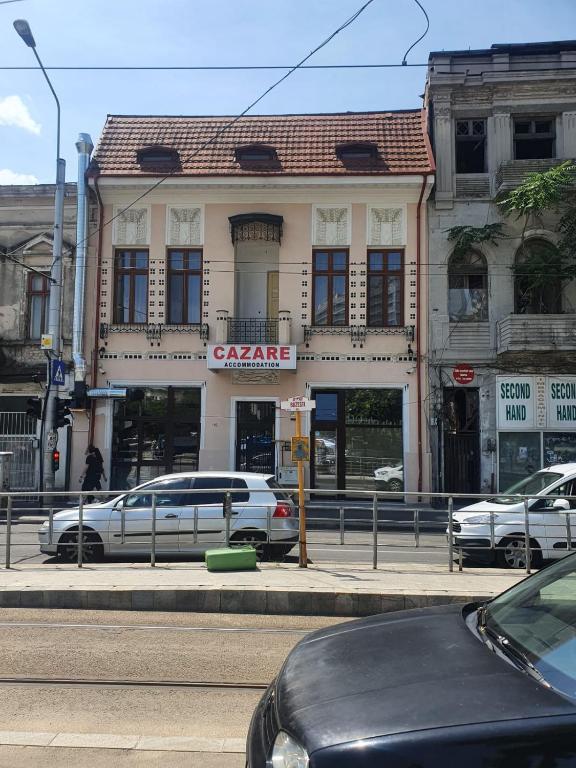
[207,344,296,370]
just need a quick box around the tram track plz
[0,621,311,635]
[0,676,270,691]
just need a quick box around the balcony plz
[227,318,278,344]
[214,311,291,345]
[495,159,564,195]
[497,314,576,356]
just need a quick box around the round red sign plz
[453,363,475,385]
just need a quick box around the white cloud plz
[0,95,41,135]
[0,169,39,185]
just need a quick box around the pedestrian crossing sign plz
[50,359,66,386]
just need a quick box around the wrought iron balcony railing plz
[227,318,279,344]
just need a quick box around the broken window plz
[514,118,555,160]
[455,119,486,173]
[448,250,488,322]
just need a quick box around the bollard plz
[266,504,271,545]
[566,512,572,554]
[151,492,157,568]
[121,506,126,545]
[224,492,231,548]
[5,496,12,570]
[372,494,378,570]
[193,506,198,544]
[448,496,454,573]
[524,498,531,574]
[339,507,345,546]
[414,509,420,548]
[48,507,54,546]
[77,494,84,568]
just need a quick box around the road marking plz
[0,730,245,753]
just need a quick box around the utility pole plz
[14,20,66,495]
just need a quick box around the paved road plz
[0,608,344,766]
[0,521,450,567]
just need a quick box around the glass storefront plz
[111,387,201,489]
[311,388,403,492]
[498,431,576,490]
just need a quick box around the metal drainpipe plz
[415,174,429,494]
[72,134,94,387]
[88,174,104,446]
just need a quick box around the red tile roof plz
[91,111,434,177]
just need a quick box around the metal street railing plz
[1,487,575,575]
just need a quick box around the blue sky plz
[1,0,575,184]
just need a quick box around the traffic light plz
[26,397,42,422]
[54,397,72,428]
[51,450,60,472]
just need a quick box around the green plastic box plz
[205,545,258,572]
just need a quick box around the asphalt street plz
[0,608,345,766]
[0,521,450,567]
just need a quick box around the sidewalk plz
[0,561,524,616]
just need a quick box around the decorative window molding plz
[229,213,283,244]
[113,206,150,245]
[313,205,351,246]
[367,205,406,247]
[166,206,203,246]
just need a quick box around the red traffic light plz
[51,450,60,472]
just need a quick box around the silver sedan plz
[39,471,298,562]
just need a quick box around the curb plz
[0,588,490,616]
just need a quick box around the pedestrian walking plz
[79,445,107,503]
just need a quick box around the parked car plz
[450,463,576,569]
[373,463,403,491]
[38,471,298,562]
[247,553,576,767]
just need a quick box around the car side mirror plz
[552,498,571,511]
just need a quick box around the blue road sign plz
[51,359,66,386]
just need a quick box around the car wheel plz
[230,531,268,561]
[496,535,542,570]
[57,530,104,563]
[387,479,403,493]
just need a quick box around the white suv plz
[450,464,576,569]
[39,471,298,562]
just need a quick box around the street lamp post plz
[14,19,66,495]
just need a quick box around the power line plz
[3,59,576,72]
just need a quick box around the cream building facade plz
[73,112,434,494]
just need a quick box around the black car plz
[247,554,576,767]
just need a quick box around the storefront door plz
[111,387,201,489]
[235,401,276,475]
[311,389,403,493]
[442,388,480,494]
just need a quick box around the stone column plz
[487,112,512,193]
[561,112,576,159]
[278,311,291,345]
[215,310,228,344]
[433,99,454,209]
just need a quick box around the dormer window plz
[136,146,180,168]
[336,142,378,164]
[235,144,278,163]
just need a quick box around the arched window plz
[514,239,562,314]
[448,250,488,322]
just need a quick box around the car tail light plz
[273,502,292,518]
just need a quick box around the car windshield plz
[490,471,564,504]
[484,554,576,701]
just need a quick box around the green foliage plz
[498,161,576,218]
[498,161,576,293]
[445,223,505,259]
